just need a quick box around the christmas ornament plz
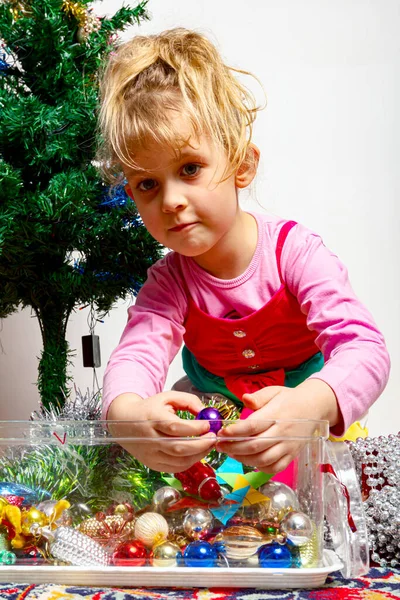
[0,549,16,565]
[258,542,292,568]
[175,461,223,501]
[348,433,400,567]
[280,511,313,546]
[99,185,132,210]
[0,482,50,506]
[113,540,148,566]
[196,407,223,433]
[34,499,71,526]
[133,513,169,548]
[16,545,44,564]
[20,507,48,536]
[168,533,190,549]
[7,0,32,21]
[77,513,136,546]
[259,481,299,513]
[217,525,265,560]
[151,541,182,567]
[182,508,213,540]
[44,526,110,567]
[0,57,9,74]
[77,12,101,43]
[183,540,217,567]
[152,486,181,513]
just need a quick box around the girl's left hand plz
[215,379,340,473]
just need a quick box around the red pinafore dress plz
[181,220,324,403]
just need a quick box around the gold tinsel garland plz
[62,0,87,28]
[5,0,32,21]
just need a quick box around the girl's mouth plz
[169,222,197,232]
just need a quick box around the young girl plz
[98,28,390,474]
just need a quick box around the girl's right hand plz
[107,391,216,472]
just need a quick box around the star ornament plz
[216,457,273,492]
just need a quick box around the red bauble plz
[175,461,222,501]
[113,540,148,566]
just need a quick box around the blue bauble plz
[258,543,292,568]
[183,541,217,567]
[195,407,223,433]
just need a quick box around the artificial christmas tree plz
[0,0,162,409]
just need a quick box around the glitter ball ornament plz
[183,508,213,540]
[152,486,181,513]
[113,540,148,566]
[259,481,300,513]
[183,540,217,567]
[218,526,265,560]
[280,511,313,546]
[134,513,169,548]
[196,407,223,433]
[45,526,110,567]
[151,541,182,567]
[258,542,292,568]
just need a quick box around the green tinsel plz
[0,0,161,410]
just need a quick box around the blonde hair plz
[97,28,264,184]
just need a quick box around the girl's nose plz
[161,183,188,213]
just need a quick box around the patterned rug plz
[0,568,399,600]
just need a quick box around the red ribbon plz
[321,463,357,532]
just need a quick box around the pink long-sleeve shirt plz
[102,212,390,434]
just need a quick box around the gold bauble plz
[151,541,181,567]
[20,508,47,536]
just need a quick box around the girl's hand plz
[216,379,339,473]
[107,391,216,472]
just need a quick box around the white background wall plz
[0,0,398,436]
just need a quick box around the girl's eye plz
[137,179,157,192]
[182,163,200,177]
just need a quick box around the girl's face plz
[123,119,248,272]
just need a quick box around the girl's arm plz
[282,222,390,436]
[102,254,187,420]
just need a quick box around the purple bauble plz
[196,407,223,433]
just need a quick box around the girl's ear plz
[235,143,260,189]
[125,183,134,200]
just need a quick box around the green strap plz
[182,346,324,407]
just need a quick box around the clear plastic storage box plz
[0,419,368,589]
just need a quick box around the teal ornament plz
[210,485,250,525]
[215,456,243,484]
[0,550,16,565]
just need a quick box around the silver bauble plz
[183,508,213,540]
[152,486,181,513]
[259,480,300,513]
[280,511,313,546]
